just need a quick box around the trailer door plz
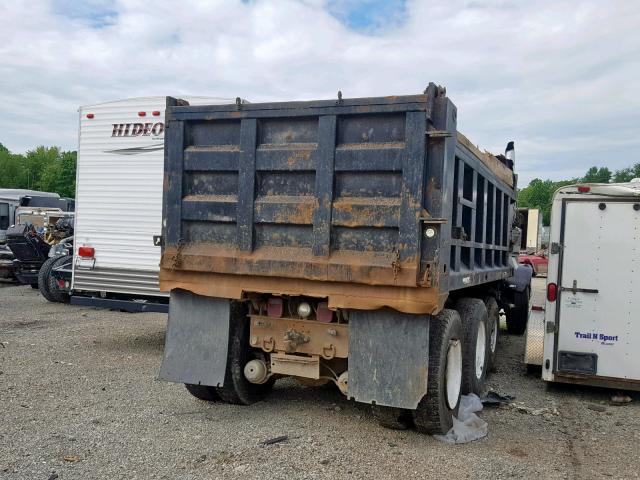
[555,200,640,380]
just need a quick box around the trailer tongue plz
[158,84,527,434]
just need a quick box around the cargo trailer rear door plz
[554,199,640,380]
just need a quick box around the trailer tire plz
[215,301,275,405]
[483,296,500,372]
[412,309,462,435]
[371,405,413,430]
[507,286,529,335]
[38,257,57,302]
[185,384,220,401]
[46,256,70,304]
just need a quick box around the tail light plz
[138,111,146,117]
[152,111,161,116]
[267,297,283,317]
[86,113,94,119]
[547,282,557,302]
[78,246,95,258]
[577,185,590,193]
[316,302,334,323]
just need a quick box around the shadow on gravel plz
[93,329,166,355]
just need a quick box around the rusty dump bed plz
[160,85,516,313]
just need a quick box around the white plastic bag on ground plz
[433,394,487,444]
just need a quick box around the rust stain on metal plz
[160,268,447,315]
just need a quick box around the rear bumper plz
[160,268,447,315]
[550,372,640,392]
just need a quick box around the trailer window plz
[0,203,9,230]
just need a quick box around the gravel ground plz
[1,278,639,480]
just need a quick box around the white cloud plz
[0,0,638,185]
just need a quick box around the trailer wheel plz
[483,296,500,372]
[215,301,275,405]
[38,257,57,302]
[371,405,413,430]
[46,256,70,304]
[456,298,489,395]
[185,384,220,401]
[507,286,529,335]
[412,309,462,435]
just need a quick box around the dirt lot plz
[1,278,638,480]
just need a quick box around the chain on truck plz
[157,84,532,434]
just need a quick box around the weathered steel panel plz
[162,87,516,295]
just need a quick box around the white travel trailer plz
[70,96,235,311]
[525,180,640,390]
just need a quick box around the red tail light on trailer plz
[78,246,95,258]
[547,282,557,302]
[577,185,590,193]
[86,113,94,119]
[152,111,161,116]
[138,111,146,117]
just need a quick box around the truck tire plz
[215,301,275,405]
[483,296,500,372]
[456,298,489,395]
[412,309,462,435]
[185,384,220,401]
[38,257,57,302]
[507,286,529,335]
[47,256,70,303]
[371,405,413,430]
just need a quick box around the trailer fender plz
[507,264,533,293]
[348,309,429,410]
[159,289,230,387]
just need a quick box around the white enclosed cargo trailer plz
[71,96,235,310]
[525,180,640,390]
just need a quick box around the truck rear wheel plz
[507,286,529,335]
[215,301,275,405]
[412,309,462,435]
[371,405,413,430]
[483,296,500,372]
[185,384,220,401]
[456,298,489,395]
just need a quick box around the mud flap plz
[348,309,429,409]
[158,289,230,387]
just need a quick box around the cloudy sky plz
[1,0,638,186]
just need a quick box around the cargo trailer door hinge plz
[550,242,562,254]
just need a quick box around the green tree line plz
[518,164,640,225]
[0,143,77,198]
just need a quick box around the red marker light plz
[152,111,161,116]
[547,282,557,302]
[577,185,590,193]
[78,246,95,258]
[138,111,146,117]
[86,113,94,119]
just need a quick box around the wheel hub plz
[445,339,462,410]
[475,321,486,379]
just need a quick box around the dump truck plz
[158,85,530,434]
[525,180,640,391]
